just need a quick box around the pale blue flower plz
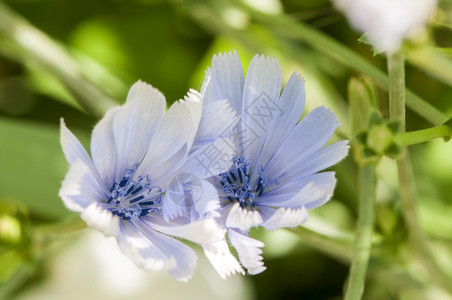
[199,51,350,276]
[59,81,233,281]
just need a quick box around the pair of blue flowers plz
[59,51,349,281]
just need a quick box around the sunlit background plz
[2,0,452,299]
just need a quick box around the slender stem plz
[397,125,452,146]
[33,217,86,241]
[408,46,452,87]
[388,52,452,293]
[288,226,353,263]
[388,52,406,129]
[344,165,375,300]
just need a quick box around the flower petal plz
[146,144,189,190]
[202,240,244,279]
[143,216,225,245]
[261,206,308,230]
[111,81,166,181]
[59,159,106,212]
[280,140,349,181]
[241,54,282,167]
[161,191,185,221]
[60,118,92,165]
[81,203,120,236]
[267,172,336,195]
[163,176,222,220]
[194,180,221,218]
[264,172,337,209]
[182,138,236,179]
[116,221,177,273]
[140,100,192,170]
[192,99,239,153]
[89,107,120,186]
[226,202,263,231]
[131,219,198,282]
[181,90,203,150]
[260,182,327,209]
[203,50,245,114]
[256,72,305,169]
[228,229,266,275]
[265,106,340,179]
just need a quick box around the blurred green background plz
[1,0,452,299]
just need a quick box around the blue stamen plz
[129,195,145,204]
[106,163,162,220]
[219,155,277,210]
[131,186,143,195]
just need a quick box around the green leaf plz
[0,117,81,220]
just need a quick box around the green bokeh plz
[0,0,452,299]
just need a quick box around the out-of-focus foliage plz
[1,0,452,299]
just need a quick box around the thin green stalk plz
[289,226,353,263]
[388,52,452,294]
[344,165,375,300]
[33,217,86,241]
[0,2,118,117]
[397,125,452,146]
[388,52,406,130]
[408,46,452,87]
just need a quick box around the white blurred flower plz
[333,0,438,53]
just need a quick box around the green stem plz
[408,46,452,87]
[388,52,452,294]
[388,52,406,130]
[397,125,452,146]
[33,217,86,241]
[0,2,118,117]
[288,226,353,263]
[344,165,375,300]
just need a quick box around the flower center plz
[219,155,278,209]
[106,163,162,220]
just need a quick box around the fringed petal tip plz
[81,203,119,237]
[250,53,281,69]
[184,89,202,103]
[203,240,245,279]
[212,49,239,61]
[228,229,266,275]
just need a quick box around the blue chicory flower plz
[198,51,350,277]
[59,81,234,281]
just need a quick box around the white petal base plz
[226,203,263,231]
[81,203,120,237]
